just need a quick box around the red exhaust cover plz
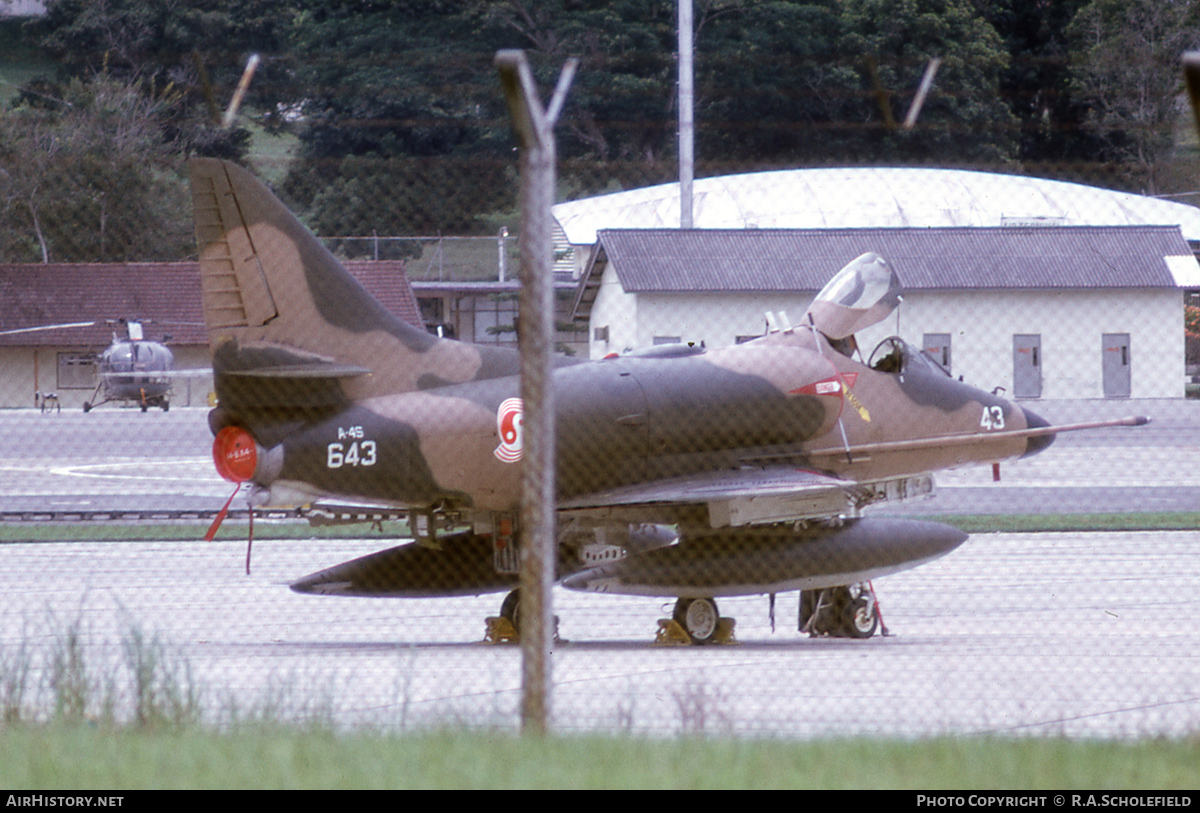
[212,425,257,483]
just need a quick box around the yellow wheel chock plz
[484,616,518,644]
[655,616,737,645]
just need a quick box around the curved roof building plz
[552,167,1200,245]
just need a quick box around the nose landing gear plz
[800,583,883,638]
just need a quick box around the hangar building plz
[557,168,1200,400]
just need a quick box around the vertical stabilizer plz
[189,159,516,412]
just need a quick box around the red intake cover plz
[213,425,257,483]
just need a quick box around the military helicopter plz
[82,319,176,412]
[0,318,205,412]
[193,158,1147,644]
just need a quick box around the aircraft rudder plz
[190,159,520,409]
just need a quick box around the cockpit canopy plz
[802,252,903,340]
[868,336,951,378]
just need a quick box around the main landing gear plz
[656,597,737,645]
[800,582,883,638]
[484,585,883,644]
[483,589,560,644]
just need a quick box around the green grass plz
[0,519,410,544]
[0,726,1194,789]
[242,118,300,187]
[0,513,1194,545]
[927,512,1200,534]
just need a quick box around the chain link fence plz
[0,147,1198,739]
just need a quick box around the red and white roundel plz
[494,397,524,463]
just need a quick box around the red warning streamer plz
[205,426,260,572]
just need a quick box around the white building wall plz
[587,264,640,358]
[636,292,815,349]
[589,285,1184,399]
[867,289,1184,400]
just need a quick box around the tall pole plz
[495,50,576,736]
[679,0,694,229]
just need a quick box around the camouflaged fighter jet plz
[191,157,1148,643]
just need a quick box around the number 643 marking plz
[327,440,377,468]
[980,405,1005,431]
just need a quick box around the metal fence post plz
[495,49,577,736]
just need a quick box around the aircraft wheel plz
[840,595,878,639]
[673,597,719,644]
[161,401,170,412]
[500,589,521,630]
[141,404,148,413]
[82,402,91,413]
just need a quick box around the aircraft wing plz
[559,467,857,528]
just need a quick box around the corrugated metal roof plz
[0,260,424,346]
[595,226,1194,294]
[553,167,1200,244]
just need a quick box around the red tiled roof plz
[0,260,424,347]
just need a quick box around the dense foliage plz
[2,0,1199,257]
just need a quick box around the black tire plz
[840,596,879,639]
[82,402,91,413]
[500,589,521,630]
[673,597,720,644]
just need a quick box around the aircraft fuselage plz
[238,328,1047,516]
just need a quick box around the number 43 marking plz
[980,405,1005,431]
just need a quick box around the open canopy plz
[802,252,902,340]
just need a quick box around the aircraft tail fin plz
[190,158,513,418]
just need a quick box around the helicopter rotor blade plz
[0,321,97,337]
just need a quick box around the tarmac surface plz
[0,401,1196,737]
[0,398,1196,516]
[0,530,1197,738]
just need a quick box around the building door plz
[923,333,951,374]
[1013,334,1042,398]
[1102,333,1131,398]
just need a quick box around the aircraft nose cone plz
[1020,406,1055,458]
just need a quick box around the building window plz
[474,295,518,345]
[57,353,96,389]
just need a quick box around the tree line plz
[2,0,1199,263]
